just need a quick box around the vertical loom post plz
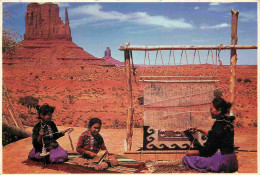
[230,9,239,112]
[125,50,134,151]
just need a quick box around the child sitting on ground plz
[28,103,72,164]
[76,117,118,170]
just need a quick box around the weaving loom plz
[141,76,219,150]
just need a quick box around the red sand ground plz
[2,55,258,173]
[2,126,257,173]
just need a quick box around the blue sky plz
[3,1,258,65]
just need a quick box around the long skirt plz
[182,152,238,173]
[28,146,68,163]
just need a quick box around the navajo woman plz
[28,103,71,163]
[182,97,238,173]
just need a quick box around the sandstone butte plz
[3,2,121,68]
[102,47,125,67]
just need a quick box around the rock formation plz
[103,47,124,67]
[24,2,72,41]
[4,2,118,68]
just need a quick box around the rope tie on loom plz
[193,50,196,64]
[206,49,210,64]
[160,49,164,65]
[180,50,183,65]
[168,50,172,65]
[144,47,147,65]
[197,47,201,64]
[155,50,158,65]
[185,50,188,64]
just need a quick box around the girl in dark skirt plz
[182,97,238,173]
[28,103,71,163]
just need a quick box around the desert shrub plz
[68,95,74,104]
[18,96,39,113]
[112,119,120,128]
[244,78,251,83]
[248,120,257,127]
[237,78,242,82]
[70,76,73,80]
[111,119,126,129]
[68,119,73,125]
[234,121,244,128]
[2,123,30,146]
[35,75,39,79]
[81,66,85,70]
[134,120,142,128]
[137,96,144,105]
[19,114,36,126]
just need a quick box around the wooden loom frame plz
[119,9,257,152]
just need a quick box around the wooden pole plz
[119,45,256,51]
[125,50,134,151]
[230,9,239,113]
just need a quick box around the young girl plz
[76,117,118,170]
[28,103,71,163]
[182,97,238,173]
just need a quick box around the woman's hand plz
[186,150,200,156]
[62,127,74,135]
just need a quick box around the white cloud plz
[208,2,233,12]
[209,2,220,6]
[57,3,70,8]
[239,11,257,22]
[200,23,230,30]
[194,6,200,10]
[69,4,194,29]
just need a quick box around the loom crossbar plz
[119,45,257,51]
[140,76,218,79]
[139,80,220,83]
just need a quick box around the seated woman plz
[28,103,71,163]
[76,117,118,170]
[182,97,238,173]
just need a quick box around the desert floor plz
[2,126,257,174]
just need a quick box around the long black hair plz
[88,118,102,128]
[212,97,232,115]
[36,103,55,119]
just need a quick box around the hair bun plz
[229,115,236,122]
